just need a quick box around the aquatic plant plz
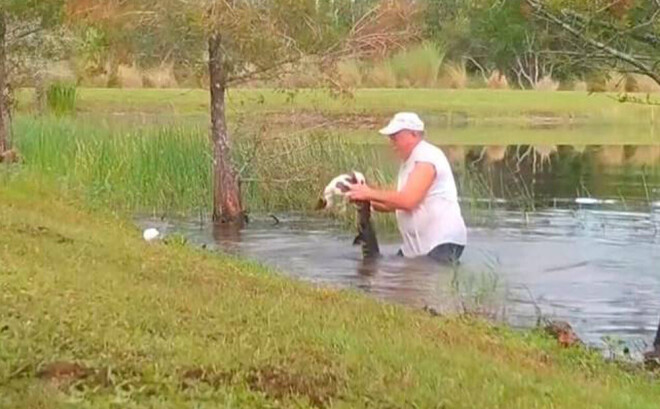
[450,266,505,320]
[46,82,77,116]
[13,116,400,223]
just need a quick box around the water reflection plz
[453,144,660,207]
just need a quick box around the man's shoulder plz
[414,141,448,162]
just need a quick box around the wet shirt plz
[396,140,467,257]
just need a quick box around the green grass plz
[1,176,659,408]
[12,114,659,227]
[347,123,660,145]
[12,116,399,218]
[46,83,77,116]
[15,88,660,126]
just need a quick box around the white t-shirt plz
[396,140,467,257]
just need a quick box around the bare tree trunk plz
[208,32,243,224]
[35,68,47,115]
[0,11,9,153]
[653,315,660,351]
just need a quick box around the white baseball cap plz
[378,112,425,136]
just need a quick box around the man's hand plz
[347,183,374,202]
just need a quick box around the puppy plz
[316,171,366,210]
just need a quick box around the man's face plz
[388,130,418,160]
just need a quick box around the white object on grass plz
[143,228,160,241]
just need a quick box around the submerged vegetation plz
[1,177,660,408]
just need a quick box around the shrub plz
[630,74,660,93]
[142,64,179,88]
[365,61,397,88]
[573,81,588,92]
[533,75,559,92]
[116,64,144,88]
[336,60,363,88]
[487,70,509,89]
[390,42,445,88]
[440,61,468,89]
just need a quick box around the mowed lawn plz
[1,176,659,408]
[16,87,660,124]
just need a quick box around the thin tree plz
[0,0,64,156]
[526,0,660,86]
[72,0,418,223]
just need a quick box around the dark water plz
[139,144,660,350]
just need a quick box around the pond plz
[139,142,660,350]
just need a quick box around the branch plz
[527,0,660,86]
[226,55,303,86]
[465,56,488,82]
[7,27,42,46]
[562,9,660,50]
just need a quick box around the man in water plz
[347,112,467,263]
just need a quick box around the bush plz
[629,74,660,93]
[116,64,144,88]
[390,42,445,87]
[534,75,559,92]
[439,61,468,89]
[46,83,77,116]
[487,70,509,89]
[336,60,364,88]
[365,62,397,88]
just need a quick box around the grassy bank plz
[1,176,659,408]
[13,116,397,217]
[16,88,660,126]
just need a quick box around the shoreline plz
[1,174,659,407]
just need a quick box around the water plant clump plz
[46,83,77,116]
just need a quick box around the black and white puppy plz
[316,171,366,210]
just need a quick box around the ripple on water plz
[136,199,660,348]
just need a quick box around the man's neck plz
[402,139,423,162]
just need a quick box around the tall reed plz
[13,115,538,231]
[15,117,211,214]
[13,116,400,222]
[46,83,77,115]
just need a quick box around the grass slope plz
[0,176,659,408]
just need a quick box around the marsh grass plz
[441,61,469,89]
[14,116,403,223]
[450,266,505,320]
[46,83,77,115]
[15,117,211,215]
[13,115,536,231]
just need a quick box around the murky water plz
[139,144,660,349]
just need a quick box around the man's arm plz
[371,200,395,213]
[348,163,436,212]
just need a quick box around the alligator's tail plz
[353,201,380,259]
